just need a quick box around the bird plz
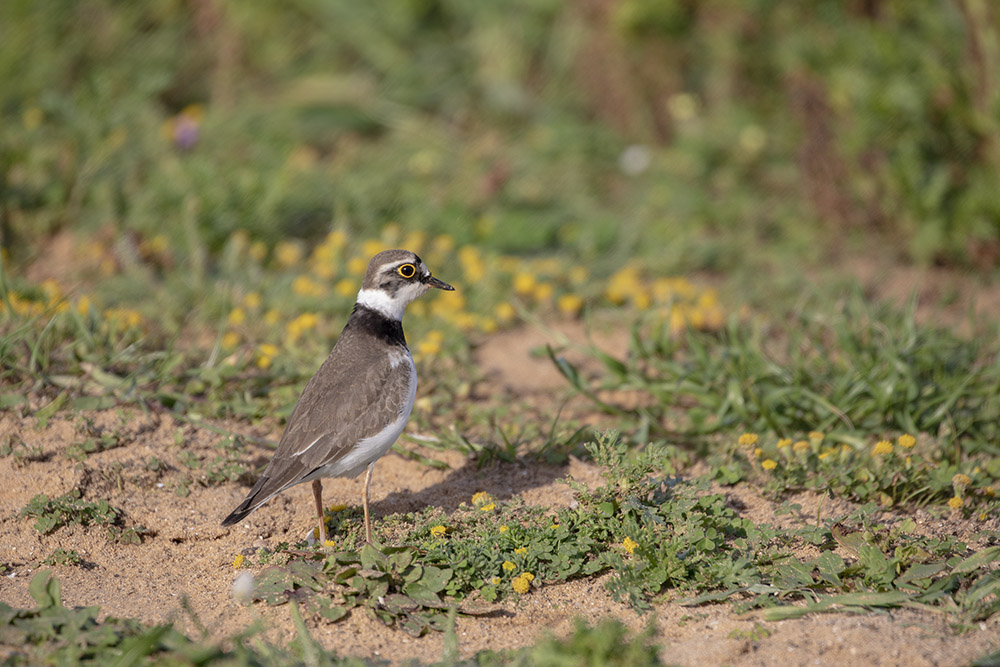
[221,248,454,544]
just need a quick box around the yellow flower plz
[244,292,262,309]
[433,234,456,254]
[947,496,963,510]
[274,241,303,268]
[985,486,996,497]
[513,272,537,296]
[258,343,280,358]
[808,431,824,441]
[872,440,893,456]
[533,282,554,302]
[753,447,763,459]
[793,440,810,452]
[347,256,368,276]
[776,438,792,449]
[256,355,272,369]
[521,572,535,582]
[622,537,638,554]
[952,474,971,497]
[292,275,325,297]
[232,554,245,569]
[430,525,447,537]
[286,312,319,341]
[105,308,143,329]
[323,540,336,548]
[491,577,501,586]
[458,246,485,282]
[328,504,347,512]
[512,575,530,594]
[557,293,584,316]
[738,433,758,447]
[898,434,916,449]
[495,302,516,323]
[249,241,268,262]
[221,331,241,349]
[470,491,489,505]
[417,338,441,357]
[499,525,509,533]
[479,503,496,512]
[514,547,527,555]
[362,239,386,258]
[761,459,778,470]
[952,473,972,487]
[502,561,515,571]
[228,307,246,326]
[334,279,356,297]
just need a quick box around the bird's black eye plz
[397,263,416,279]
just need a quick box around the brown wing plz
[221,330,412,526]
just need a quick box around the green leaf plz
[382,594,418,614]
[34,393,67,428]
[28,570,61,609]
[402,582,446,608]
[419,566,452,594]
[360,544,388,571]
[952,546,1000,574]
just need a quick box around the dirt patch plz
[1,406,997,666]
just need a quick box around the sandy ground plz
[1,316,999,665]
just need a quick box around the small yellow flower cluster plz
[872,440,894,456]
[323,540,336,548]
[232,554,246,569]
[430,525,447,538]
[622,536,638,554]
[514,547,527,555]
[512,571,534,594]
[286,312,319,342]
[502,560,515,571]
[292,275,325,298]
[605,268,724,331]
[471,491,493,508]
[256,343,280,369]
[415,330,444,360]
[761,459,778,470]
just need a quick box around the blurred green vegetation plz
[2,0,999,274]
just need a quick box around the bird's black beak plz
[425,275,455,291]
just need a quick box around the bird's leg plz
[312,479,327,544]
[362,462,375,544]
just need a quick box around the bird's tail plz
[220,476,271,527]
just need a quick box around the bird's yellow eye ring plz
[397,263,417,279]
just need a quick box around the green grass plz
[234,433,999,633]
[1,570,663,666]
[19,489,148,544]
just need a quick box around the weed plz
[19,490,148,543]
[40,548,82,567]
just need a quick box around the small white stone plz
[232,571,255,604]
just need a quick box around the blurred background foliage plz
[2,0,999,277]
